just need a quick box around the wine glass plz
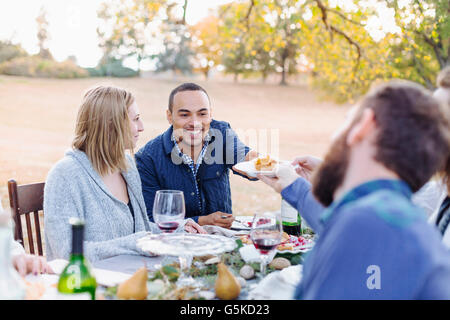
[250,211,283,276]
[153,190,185,233]
[152,190,187,276]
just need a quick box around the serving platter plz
[137,233,237,257]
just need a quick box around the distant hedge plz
[0,56,89,78]
[86,59,138,78]
[0,42,27,64]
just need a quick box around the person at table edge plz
[259,80,450,299]
[135,83,258,228]
[274,66,450,243]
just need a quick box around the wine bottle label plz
[54,292,91,300]
[281,200,299,224]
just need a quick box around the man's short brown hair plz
[355,80,450,192]
[437,66,450,89]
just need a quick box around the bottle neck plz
[71,226,84,255]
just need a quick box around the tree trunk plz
[234,73,239,83]
[137,56,142,77]
[280,62,287,86]
[261,72,268,83]
[279,48,288,86]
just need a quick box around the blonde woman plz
[44,86,205,262]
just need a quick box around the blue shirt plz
[171,132,211,213]
[135,120,251,223]
[282,178,450,299]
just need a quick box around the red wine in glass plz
[250,212,283,276]
[153,190,185,235]
[252,238,280,254]
[157,221,180,233]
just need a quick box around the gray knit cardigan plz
[43,149,186,262]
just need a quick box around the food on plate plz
[25,281,47,300]
[254,155,278,171]
[117,266,148,300]
[277,243,295,251]
[240,235,253,245]
[215,262,241,300]
[239,232,311,252]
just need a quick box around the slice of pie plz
[254,155,277,171]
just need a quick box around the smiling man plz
[135,83,257,228]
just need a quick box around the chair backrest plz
[8,179,45,256]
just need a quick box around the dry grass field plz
[0,74,350,216]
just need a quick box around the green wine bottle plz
[57,218,97,300]
[281,199,302,236]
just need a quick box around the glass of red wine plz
[153,190,195,284]
[153,190,185,233]
[250,211,283,276]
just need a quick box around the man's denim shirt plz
[135,119,251,223]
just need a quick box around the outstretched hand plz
[291,155,323,182]
[257,162,299,193]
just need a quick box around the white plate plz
[234,215,315,253]
[276,241,314,254]
[239,242,312,257]
[231,215,253,230]
[233,159,278,178]
[137,233,237,257]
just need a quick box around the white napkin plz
[248,265,303,300]
[92,268,131,287]
[279,265,303,286]
[203,225,247,237]
[238,245,276,263]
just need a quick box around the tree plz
[303,0,449,99]
[154,0,194,75]
[97,0,165,75]
[190,15,222,79]
[386,0,449,88]
[304,19,397,103]
[218,1,264,82]
[36,6,53,60]
[263,0,304,85]
[294,0,393,102]
[218,0,357,86]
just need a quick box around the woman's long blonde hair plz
[72,85,135,176]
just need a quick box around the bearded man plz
[259,80,450,299]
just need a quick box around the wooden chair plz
[8,179,45,256]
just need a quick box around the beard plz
[311,131,351,207]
